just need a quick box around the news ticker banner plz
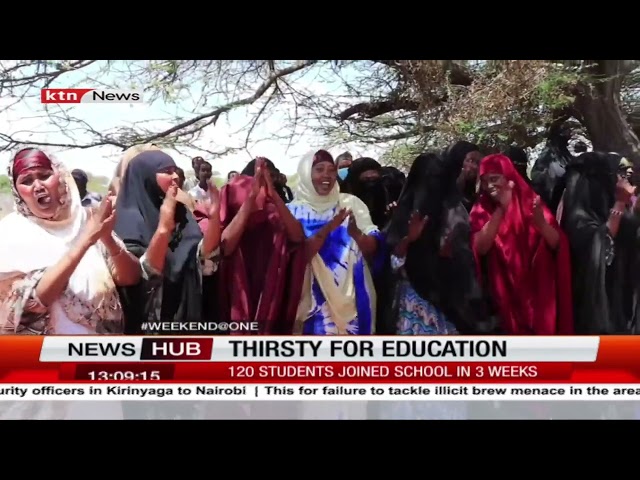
[1,384,640,401]
[0,336,637,384]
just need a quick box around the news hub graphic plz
[39,336,600,363]
[41,88,143,104]
[0,335,633,401]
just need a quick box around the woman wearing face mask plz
[288,150,381,335]
[344,158,391,229]
[0,148,142,334]
[218,157,306,334]
[114,150,220,332]
[470,154,573,335]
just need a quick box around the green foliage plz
[534,67,581,111]
[87,176,110,195]
[0,175,11,194]
[380,142,425,169]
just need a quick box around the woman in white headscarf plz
[0,147,141,335]
[287,150,381,335]
[109,143,160,196]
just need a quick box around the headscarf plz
[386,152,454,248]
[445,141,480,173]
[114,150,203,283]
[110,143,161,196]
[242,158,275,176]
[445,141,481,209]
[290,150,378,333]
[218,171,306,333]
[385,152,484,329]
[293,151,342,212]
[291,150,379,231]
[562,152,618,225]
[530,124,574,214]
[1,149,84,272]
[504,146,531,182]
[0,149,118,331]
[344,158,382,192]
[380,166,406,203]
[344,158,388,228]
[470,154,573,335]
[561,151,640,333]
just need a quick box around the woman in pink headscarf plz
[469,154,573,335]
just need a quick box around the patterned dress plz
[288,202,382,335]
[391,255,458,335]
[375,255,467,419]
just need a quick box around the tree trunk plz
[572,60,640,163]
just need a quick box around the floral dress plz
[391,255,458,335]
[374,255,466,420]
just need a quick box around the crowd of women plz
[1,137,638,337]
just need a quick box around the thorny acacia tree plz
[0,60,639,168]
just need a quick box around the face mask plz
[338,168,349,180]
[361,178,384,190]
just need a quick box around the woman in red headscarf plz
[470,154,573,335]
[0,148,142,335]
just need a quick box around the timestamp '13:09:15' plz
[73,364,175,381]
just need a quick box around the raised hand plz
[347,211,361,239]
[207,179,221,216]
[158,185,178,234]
[251,161,264,198]
[497,180,514,209]
[260,161,277,199]
[532,195,546,228]
[83,196,116,245]
[616,177,636,205]
[385,201,398,213]
[407,210,428,243]
[327,208,349,232]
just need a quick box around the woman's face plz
[311,161,337,196]
[462,151,482,180]
[15,167,62,219]
[359,169,380,182]
[156,165,180,193]
[480,172,507,201]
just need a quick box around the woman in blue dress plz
[287,150,382,335]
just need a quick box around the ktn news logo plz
[41,88,143,104]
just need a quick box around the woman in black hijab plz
[560,151,640,334]
[446,141,483,212]
[504,145,531,184]
[373,152,483,420]
[344,157,391,229]
[530,122,575,214]
[114,150,221,333]
[380,166,406,205]
[382,151,488,335]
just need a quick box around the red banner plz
[0,361,633,383]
